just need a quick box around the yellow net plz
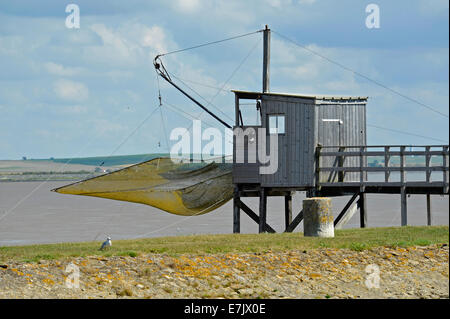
[52,158,233,216]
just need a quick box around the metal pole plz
[263,25,270,93]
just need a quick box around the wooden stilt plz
[334,193,359,228]
[426,194,432,226]
[358,192,367,228]
[284,194,292,231]
[285,210,304,233]
[239,201,276,233]
[400,146,407,226]
[233,185,240,233]
[401,187,407,226]
[259,188,267,233]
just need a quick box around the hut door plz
[319,105,344,183]
[261,95,317,187]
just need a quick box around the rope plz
[158,36,261,154]
[272,30,449,119]
[157,30,262,57]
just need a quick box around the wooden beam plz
[238,200,275,233]
[334,193,359,228]
[285,210,304,233]
[284,194,292,231]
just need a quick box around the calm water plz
[0,180,448,246]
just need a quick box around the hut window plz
[268,115,285,134]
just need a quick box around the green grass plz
[0,226,447,263]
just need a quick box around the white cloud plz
[417,0,449,16]
[53,79,89,101]
[265,0,292,8]
[0,35,24,55]
[44,62,83,76]
[140,25,167,53]
[90,23,131,59]
[173,0,201,13]
[84,23,171,68]
[298,0,315,4]
[90,119,127,136]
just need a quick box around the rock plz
[162,268,175,274]
[136,284,144,289]
[233,274,246,282]
[238,288,254,295]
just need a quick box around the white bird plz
[100,237,112,250]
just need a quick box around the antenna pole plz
[263,25,271,93]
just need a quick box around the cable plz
[160,37,261,150]
[367,124,448,143]
[158,30,262,57]
[272,30,449,119]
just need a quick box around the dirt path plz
[0,244,448,299]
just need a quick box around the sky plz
[0,0,448,160]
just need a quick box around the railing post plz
[359,146,365,192]
[400,146,407,226]
[315,144,322,191]
[384,146,390,182]
[338,146,345,182]
[425,146,431,183]
[425,146,432,226]
[443,146,449,194]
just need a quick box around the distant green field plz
[51,153,169,166]
[34,153,229,167]
[17,153,442,168]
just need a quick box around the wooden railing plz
[316,145,449,192]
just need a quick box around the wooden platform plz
[232,144,449,233]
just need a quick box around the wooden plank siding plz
[260,95,316,187]
[232,91,368,188]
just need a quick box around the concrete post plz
[303,197,334,238]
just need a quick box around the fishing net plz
[53,157,233,216]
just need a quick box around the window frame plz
[267,114,286,135]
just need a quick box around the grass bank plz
[0,226,448,263]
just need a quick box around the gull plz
[100,236,112,251]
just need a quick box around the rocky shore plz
[0,244,448,299]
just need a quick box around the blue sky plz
[0,0,448,160]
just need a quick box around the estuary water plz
[0,178,448,246]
